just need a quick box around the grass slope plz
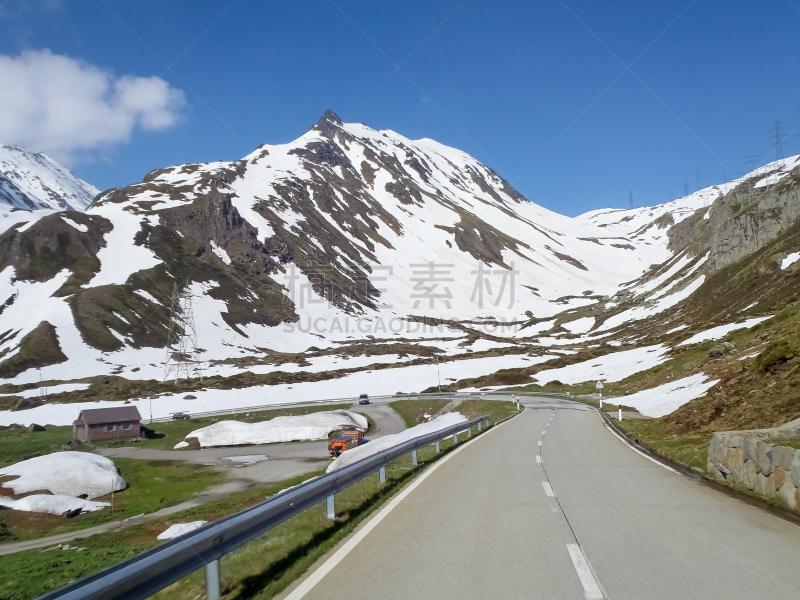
[0,458,223,543]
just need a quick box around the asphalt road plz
[280,398,800,600]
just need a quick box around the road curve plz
[279,398,800,600]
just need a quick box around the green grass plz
[0,457,224,543]
[0,527,160,600]
[0,425,494,600]
[456,399,520,425]
[388,399,450,428]
[615,418,713,472]
[389,398,519,430]
[96,404,352,451]
[0,425,73,467]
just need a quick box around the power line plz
[772,120,786,165]
[163,282,204,384]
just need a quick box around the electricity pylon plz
[163,283,203,383]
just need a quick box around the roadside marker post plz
[453,432,457,443]
[379,467,385,484]
[468,427,472,438]
[435,440,440,452]
[618,408,622,422]
[596,380,604,409]
[411,450,418,466]
[206,560,220,600]
[326,495,335,519]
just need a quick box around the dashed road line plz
[566,543,604,600]
[542,481,555,497]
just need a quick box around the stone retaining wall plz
[708,428,800,510]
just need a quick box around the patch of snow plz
[533,345,669,385]
[328,412,468,472]
[157,521,208,540]
[737,352,760,361]
[781,252,800,270]
[677,317,770,346]
[86,204,161,287]
[664,325,688,335]
[741,301,757,312]
[210,241,231,265]
[615,373,719,417]
[60,215,88,232]
[176,410,367,448]
[0,353,542,426]
[0,452,125,498]
[561,317,595,334]
[136,290,161,305]
[0,494,109,515]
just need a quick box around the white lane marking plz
[538,441,542,446]
[542,430,547,435]
[283,417,508,600]
[566,543,604,600]
[536,455,541,464]
[603,422,677,473]
[542,481,555,497]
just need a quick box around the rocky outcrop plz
[668,167,800,272]
[708,426,800,510]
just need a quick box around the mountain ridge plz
[0,145,99,212]
[0,112,799,433]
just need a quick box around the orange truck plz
[328,430,367,459]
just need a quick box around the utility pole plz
[773,120,786,166]
[683,181,689,196]
[163,282,203,384]
[629,191,633,210]
[696,167,702,191]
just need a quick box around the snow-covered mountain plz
[0,110,798,425]
[0,145,99,211]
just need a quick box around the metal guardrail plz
[39,414,491,600]
[145,390,570,424]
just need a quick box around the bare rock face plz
[668,166,800,272]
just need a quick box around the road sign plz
[596,381,604,389]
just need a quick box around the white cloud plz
[0,50,185,163]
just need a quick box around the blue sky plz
[1,0,799,216]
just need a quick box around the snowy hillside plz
[0,145,99,211]
[0,111,798,425]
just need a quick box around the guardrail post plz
[477,420,481,431]
[326,495,335,519]
[412,450,418,465]
[206,559,220,600]
[379,466,385,484]
[468,427,472,438]
[435,440,440,452]
[453,432,457,443]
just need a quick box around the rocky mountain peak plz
[313,110,344,139]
